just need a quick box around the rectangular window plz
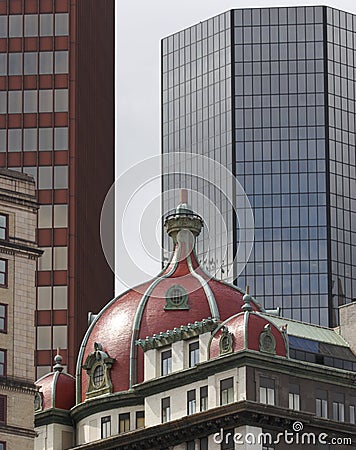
[0,130,5,152]
[54,127,68,150]
[9,15,22,38]
[37,326,51,350]
[288,384,300,411]
[38,205,52,228]
[0,395,6,423]
[24,90,37,113]
[118,413,130,433]
[53,286,67,309]
[0,92,6,113]
[54,205,68,228]
[221,429,234,450]
[0,350,6,376]
[24,52,38,75]
[186,442,195,450]
[199,437,208,450]
[40,14,53,36]
[40,52,53,74]
[38,167,52,190]
[54,89,68,112]
[39,90,53,112]
[161,397,170,423]
[53,247,67,270]
[52,325,67,349]
[161,349,172,376]
[55,13,69,36]
[37,286,52,310]
[101,416,111,439]
[54,166,68,189]
[220,377,234,405]
[39,128,53,151]
[187,389,196,415]
[0,260,7,287]
[9,53,22,75]
[136,411,144,429]
[0,441,5,450]
[350,405,355,424]
[25,15,38,37]
[24,128,37,151]
[0,54,6,76]
[200,385,208,411]
[189,341,199,367]
[8,91,22,113]
[0,214,8,240]
[0,17,7,38]
[316,389,328,418]
[38,247,52,270]
[55,51,68,74]
[259,377,275,405]
[332,393,345,422]
[8,129,22,152]
[36,365,51,380]
[0,305,7,333]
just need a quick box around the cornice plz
[70,401,356,449]
[70,351,356,423]
[136,318,219,351]
[35,408,73,428]
[0,376,37,394]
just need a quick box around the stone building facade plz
[34,197,356,449]
[0,168,42,450]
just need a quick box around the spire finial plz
[242,285,253,312]
[180,189,188,204]
[164,188,203,243]
[53,349,64,372]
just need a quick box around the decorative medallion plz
[219,326,234,355]
[82,342,115,398]
[164,284,190,310]
[259,324,276,354]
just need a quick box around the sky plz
[113,0,356,294]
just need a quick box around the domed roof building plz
[35,354,75,412]
[34,195,356,450]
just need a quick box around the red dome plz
[77,204,263,402]
[35,355,75,411]
[209,311,287,359]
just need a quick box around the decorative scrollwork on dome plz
[164,284,190,310]
[259,324,276,355]
[82,342,115,399]
[219,326,234,355]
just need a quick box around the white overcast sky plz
[114,0,356,293]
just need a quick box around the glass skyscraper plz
[162,6,356,327]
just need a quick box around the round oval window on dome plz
[93,364,104,387]
[171,287,184,306]
[164,284,189,310]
